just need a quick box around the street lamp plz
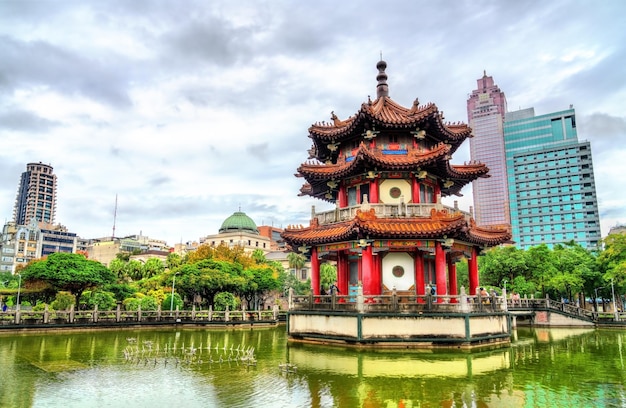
[594,286,604,312]
[611,279,618,321]
[16,273,21,311]
[170,272,179,313]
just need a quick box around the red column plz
[310,246,320,295]
[412,177,420,203]
[373,252,381,295]
[448,256,458,303]
[468,246,479,295]
[415,249,425,303]
[361,246,374,296]
[338,184,347,208]
[369,179,379,203]
[435,241,446,302]
[337,250,348,295]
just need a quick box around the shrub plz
[82,291,116,310]
[51,292,76,311]
[162,293,183,311]
[213,292,239,311]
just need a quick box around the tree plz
[549,241,596,302]
[108,258,127,281]
[525,244,558,297]
[125,260,144,281]
[598,234,626,310]
[20,253,115,307]
[143,258,165,278]
[480,246,529,289]
[166,253,182,270]
[287,252,306,272]
[320,263,337,293]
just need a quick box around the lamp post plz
[594,286,604,312]
[16,273,21,311]
[170,273,179,313]
[611,279,618,321]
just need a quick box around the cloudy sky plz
[1,0,625,246]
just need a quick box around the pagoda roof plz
[298,142,450,179]
[296,142,489,200]
[309,97,471,151]
[281,208,511,248]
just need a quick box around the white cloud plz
[1,0,625,245]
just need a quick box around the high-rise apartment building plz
[504,107,601,249]
[13,162,57,225]
[467,72,509,226]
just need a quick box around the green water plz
[0,326,624,407]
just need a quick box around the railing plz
[313,203,471,226]
[289,291,507,314]
[0,304,283,327]
[507,297,626,322]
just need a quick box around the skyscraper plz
[467,72,509,226]
[504,107,601,249]
[13,162,57,225]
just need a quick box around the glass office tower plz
[504,107,601,249]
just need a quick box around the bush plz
[51,292,76,310]
[123,295,158,311]
[81,291,116,310]
[213,292,239,311]
[162,293,183,311]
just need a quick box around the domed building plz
[200,210,272,254]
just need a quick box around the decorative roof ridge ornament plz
[355,208,377,221]
[376,59,389,98]
[330,111,349,127]
[409,98,420,115]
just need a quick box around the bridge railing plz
[507,297,607,321]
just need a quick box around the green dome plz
[219,211,259,234]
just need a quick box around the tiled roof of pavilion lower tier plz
[281,208,511,248]
[309,97,471,150]
[459,218,513,246]
[297,142,451,179]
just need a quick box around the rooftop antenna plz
[112,194,118,239]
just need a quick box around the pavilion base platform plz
[287,290,512,350]
[288,311,510,350]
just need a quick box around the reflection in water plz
[0,327,624,407]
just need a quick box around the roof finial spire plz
[376,59,388,98]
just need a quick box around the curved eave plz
[281,220,356,246]
[297,142,451,180]
[309,97,470,147]
[281,210,470,245]
[435,162,491,196]
[461,224,512,247]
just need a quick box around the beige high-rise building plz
[13,162,57,225]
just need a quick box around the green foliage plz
[166,253,182,270]
[213,292,239,311]
[51,291,76,311]
[143,258,165,278]
[20,252,115,307]
[140,296,158,311]
[320,263,337,293]
[287,252,306,270]
[162,293,183,311]
[81,290,117,310]
[104,283,136,302]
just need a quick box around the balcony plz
[313,202,471,226]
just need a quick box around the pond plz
[0,326,624,407]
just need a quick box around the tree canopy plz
[21,253,115,306]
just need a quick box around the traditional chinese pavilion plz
[282,60,511,301]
